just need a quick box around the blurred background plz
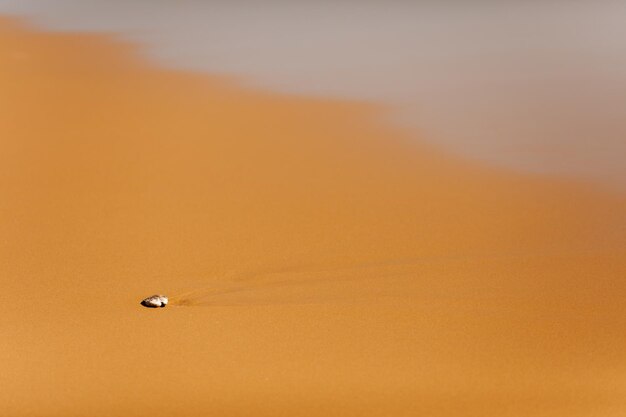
[1,0,625,189]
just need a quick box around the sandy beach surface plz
[1,17,626,416]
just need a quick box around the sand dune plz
[3,2,626,188]
[1,17,626,417]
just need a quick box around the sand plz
[1,17,626,417]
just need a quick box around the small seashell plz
[140,294,168,308]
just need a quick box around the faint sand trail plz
[170,247,621,307]
[170,257,433,307]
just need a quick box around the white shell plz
[141,294,168,308]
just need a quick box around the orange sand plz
[1,17,626,417]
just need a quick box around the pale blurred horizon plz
[1,0,625,189]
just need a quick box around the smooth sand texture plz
[1,18,626,416]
